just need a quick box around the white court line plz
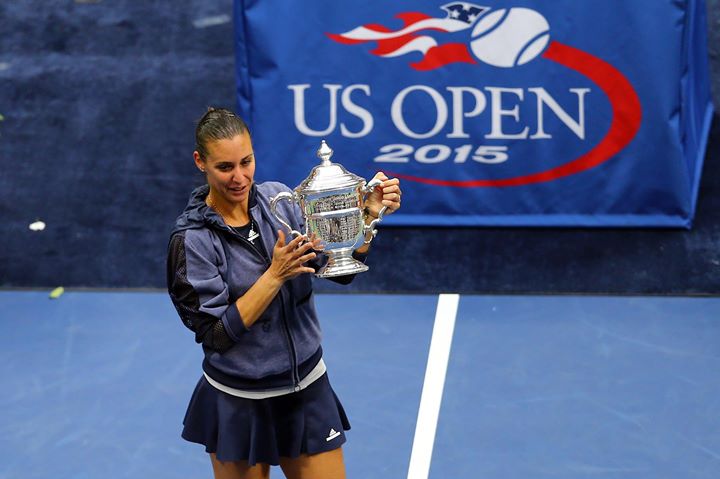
[406,294,460,479]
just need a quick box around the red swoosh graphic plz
[387,40,642,187]
[411,43,477,71]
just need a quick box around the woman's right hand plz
[267,230,319,282]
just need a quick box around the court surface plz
[1,291,719,479]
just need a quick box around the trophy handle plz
[360,178,388,245]
[270,192,303,238]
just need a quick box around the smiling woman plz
[194,110,256,223]
[165,108,402,479]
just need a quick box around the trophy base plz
[315,251,369,278]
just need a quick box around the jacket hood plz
[171,183,259,236]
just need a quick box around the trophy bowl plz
[270,140,386,278]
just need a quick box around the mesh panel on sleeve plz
[167,232,236,354]
[168,235,195,329]
[210,320,235,352]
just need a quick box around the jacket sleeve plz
[167,231,249,353]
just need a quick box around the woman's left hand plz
[364,172,402,218]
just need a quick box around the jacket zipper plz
[278,288,301,390]
[229,228,300,390]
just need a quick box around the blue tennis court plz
[1,291,719,479]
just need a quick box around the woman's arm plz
[233,229,317,327]
[167,232,238,352]
[356,172,402,255]
[168,229,318,352]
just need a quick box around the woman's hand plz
[364,171,402,218]
[267,230,319,282]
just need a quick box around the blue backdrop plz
[1,0,719,290]
[234,0,713,227]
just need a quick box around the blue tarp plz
[234,0,713,227]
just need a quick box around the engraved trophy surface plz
[270,140,386,278]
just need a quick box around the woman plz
[166,107,402,479]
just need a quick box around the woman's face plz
[195,132,256,206]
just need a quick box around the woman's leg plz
[210,453,270,479]
[278,448,346,479]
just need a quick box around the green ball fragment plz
[49,287,65,299]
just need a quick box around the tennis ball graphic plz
[470,8,550,67]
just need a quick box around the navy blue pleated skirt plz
[181,372,351,466]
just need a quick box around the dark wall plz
[1,0,236,287]
[1,0,719,294]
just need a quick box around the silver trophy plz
[270,140,387,278]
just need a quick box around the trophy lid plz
[296,140,365,194]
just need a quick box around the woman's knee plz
[279,448,346,479]
[210,453,270,479]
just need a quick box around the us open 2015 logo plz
[287,3,642,187]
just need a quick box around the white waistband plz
[203,358,327,400]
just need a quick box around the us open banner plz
[234,0,713,227]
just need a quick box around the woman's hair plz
[194,107,250,160]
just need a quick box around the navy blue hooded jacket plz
[167,182,362,390]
